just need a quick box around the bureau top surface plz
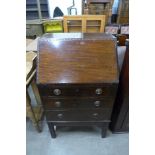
[37,33,119,84]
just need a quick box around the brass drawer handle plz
[95,88,103,95]
[53,89,61,95]
[92,113,99,118]
[54,101,61,107]
[94,101,101,107]
[57,113,63,119]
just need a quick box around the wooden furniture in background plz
[26,20,43,37]
[37,33,119,138]
[26,0,49,37]
[117,35,127,46]
[120,24,129,35]
[26,0,49,20]
[117,24,129,46]
[105,24,119,35]
[26,51,43,132]
[110,40,129,132]
[63,15,105,33]
[117,0,129,24]
[87,0,114,24]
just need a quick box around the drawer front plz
[45,109,112,122]
[42,97,114,110]
[38,85,117,97]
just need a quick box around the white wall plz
[48,0,82,18]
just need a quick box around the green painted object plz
[43,20,63,33]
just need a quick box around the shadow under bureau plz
[37,33,119,138]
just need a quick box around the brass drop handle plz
[95,88,103,95]
[92,113,99,118]
[57,113,63,119]
[94,101,101,107]
[53,89,61,95]
[55,101,61,107]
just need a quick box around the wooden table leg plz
[31,79,42,106]
[47,122,56,138]
[26,91,41,132]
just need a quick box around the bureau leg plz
[47,123,56,138]
[101,126,107,138]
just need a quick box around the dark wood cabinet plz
[37,33,119,138]
[110,40,129,132]
[117,0,129,24]
[87,0,114,24]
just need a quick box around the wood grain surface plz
[37,33,119,84]
[42,96,114,110]
[45,109,112,122]
[38,84,118,97]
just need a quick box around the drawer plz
[38,85,117,97]
[45,109,112,122]
[42,97,114,110]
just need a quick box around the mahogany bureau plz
[37,33,119,138]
